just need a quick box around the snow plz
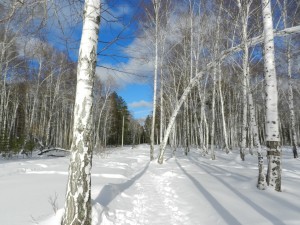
[1,145,300,225]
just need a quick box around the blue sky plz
[43,0,153,120]
[98,0,153,119]
[118,83,153,119]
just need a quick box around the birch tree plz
[280,0,299,158]
[261,0,281,192]
[157,2,300,164]
[150,0,160,161]
[237,0,250,161]
[62,0,101,224]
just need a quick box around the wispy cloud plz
[96,33,155,87]
[101,1,133,29]
[96,55,153,87]
[131,109,152,121]
[129,100,153,109]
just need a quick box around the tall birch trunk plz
[121,115,124,148]
[210,3,222,160]
[248,87,266,189]
[287,44,298,158]
[62,1,101,224]
[240,34,248,162]
[217,64,230,153]
[261,0,282,192]
[210,65,217,160]
[160,73,164,144]
[157,70,203,163]
[157,20,300,164]
[282,0,298,158]
[150,0,160,161]
[237,0,252,161]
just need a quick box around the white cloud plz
[101,1,132,29]
[129,100,153,109]
[111,4,132,17]
[96,46,153,87]
[17,36,51,59]
[96,32,157,87]
[131,109,152,121]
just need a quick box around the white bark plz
[287,45,298,158]
[209,3,222,161]
[160,73,164,144]
[239,2,250,161]
[121,115,124,148]
[248,89,266,190]
[62,0,101,224]
[282,0,298,158]
[217,63,229,154]
[157,23,300,164]
[210,65,217,160]
[261,0,281,192]
[150,0,160,161]
[157,70,204,163]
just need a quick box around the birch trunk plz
[150,0,160,161]
[157,70,203,163]
[248,89,266,189]
[237,0,251,161]
[217,64,230,153]
[121,115,124,148]
[62,1,101,224]
[287,44,298,158]
[240,36,248,162]
[261,0,281,192]
[157,23,300,163]
[160,74,164,144]
[209,3,222,160]
[282,0,298,158]
[210,66,217,160]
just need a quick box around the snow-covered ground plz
[1,145,300,225]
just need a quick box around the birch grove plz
[1,0,300,196]
[140,0,300,190]
[0,0,144,155]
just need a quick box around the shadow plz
[188,157,287,224]
[94,162,149,207]
[189,155,249,181]
[176,160,242,225]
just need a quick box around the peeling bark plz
[62,1,101,224]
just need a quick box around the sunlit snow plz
[1,145,299,225]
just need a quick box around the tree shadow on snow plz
[94,161,150,208]
[189,155,250,181]
[188,157,288,224]
[176,160,242,225]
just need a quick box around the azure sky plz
[44,0,154,120]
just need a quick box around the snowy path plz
[1,145,300,225]
[91,145,300,225]
[101,164,190,225]
[91,146,191,225]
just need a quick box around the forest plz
[1,0,299,156]
[0,1,147,154]
[0,0,300,224]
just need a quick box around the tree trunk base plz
[257,156,266,190]
[292,146,298,158]
[266,148,281,192]
[240,148,245,161]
